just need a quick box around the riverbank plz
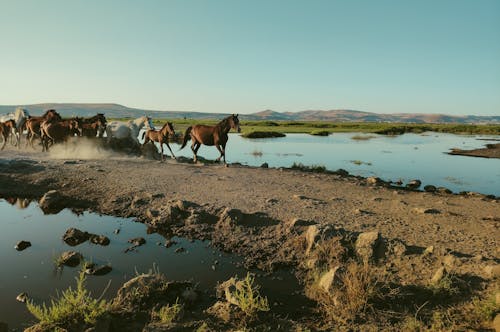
[448,143,500,159]
[0,144,499,331]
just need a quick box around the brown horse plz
[0,120,16,150]
[40,117,83,152]
[142,122,176,161]
[180,114,240,164]
[0,119,19,148]
[81,113,107,138]
[25,109,62,148]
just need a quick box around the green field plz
[109,118,500,136]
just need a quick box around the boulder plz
[355,231,383,261]
[39,190,68,214]
[424,185,437,192]
[406,179,422,190]
[15,240,31,251]
[128,237,146,246]
[431,267,448,284]
[62,228,90,246]
[89,235,110,246]
[260,162,269,168]
[85,265,112,276]
[58,251,83,267]
[318,266,342,294]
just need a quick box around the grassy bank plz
[109,118,500,136]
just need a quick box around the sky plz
[0,0,499,116]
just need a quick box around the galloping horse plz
[25,109,62,148]
[142,122,176,161]
[105,116,154,145]
[0,119,19,149]
[81,113,107,138]
[40,117,83,152]
[180,114,241,164]
[0,120,18,150]
[0,107,29,146]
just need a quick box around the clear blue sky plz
[1,0,499,115]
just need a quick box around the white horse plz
[105,116,154,145]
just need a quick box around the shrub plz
[230,273,270,317]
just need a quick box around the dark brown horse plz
[0,120,17,150]
[180,114,240,164]
[81,113,107,138]
[142,122,176,161]
[0,119,19,148]
[25,109,62,148]
[40,117,83,152]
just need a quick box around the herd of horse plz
[0,108,241,163]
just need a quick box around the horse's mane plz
[41,109,60,118]
[216,115,233,128]
[83,113,106,123]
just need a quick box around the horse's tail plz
[179,126,192,150]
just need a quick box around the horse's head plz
[164,122,175,137]
[230,114,241,133]
[45,109,62,122]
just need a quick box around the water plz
[160,132,500,195]
[0,199,307,329]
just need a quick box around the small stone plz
[406,179,422,190]
[15,240,31,251]
[85,265,112,276]
[260,162,269,168]
[366,177,383,185]
[424,185,437,192]
[58,251,83,267]
[437,187,452,194]
[431,267,447,284]
[423,246,434,255]
[175,247,185,253]
[293,194,307,200]
[128,237,146,246]
[266,198,278,204]
[164,239,177,248]
[114,229,120,234]
[288,218,316,227]
[412,208,441,214]
[89,235,110,246]
[16,292,28,303]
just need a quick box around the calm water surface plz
[163,132,500,195]
[0,199,305,329]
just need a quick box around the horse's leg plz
[159,141,165,161]
[191,141,200,163]
[165,142,175,159]
[0,134,6,150]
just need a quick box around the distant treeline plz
[109,118,500,136]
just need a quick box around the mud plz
[0,143,499,331]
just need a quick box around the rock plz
[437,187,452,194]
[114,229,120,234]
[484,265,500,279]
[58,251,83,267]
[431,267,448,284]
[85,265,112,276]
[39,190,68,214]
[366,177,383,185]
[305,225,320,255]
[128,237,146,246]
[334,169,349,176]
[145,208,160,220]
[260,162,269,168]
[218,208,244,226]
[443,255,459,268]
[266,198,278,204]
[174,247,185,253]
[164,239,177,248]
[15,240,31,251]
[406,179,422,190]
[293,194,307,200]
[424,185,437,192]
[318,266,342,294]
[89,235,110,246]
[62,228,90,246]
[423,245,434,255]
[16,292,28,303]
[355,231,383,261]
[412,208,441,214]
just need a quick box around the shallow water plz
[0,199,307,329]
[161,132,500,195]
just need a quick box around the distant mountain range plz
[0,103,498,124]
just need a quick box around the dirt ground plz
[0,140,499,331]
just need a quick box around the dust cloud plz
[48,137,117,159]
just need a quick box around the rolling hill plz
[0,103,498,124]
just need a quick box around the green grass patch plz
[291,162,327,173]
[241,131,286,138]
[27,268,109,329]
[310,130,330,136]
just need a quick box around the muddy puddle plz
[0,198,310,330]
